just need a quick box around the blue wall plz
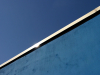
[0,14,100,75]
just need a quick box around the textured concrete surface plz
[0,14,100,75]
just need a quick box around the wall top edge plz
[0,6,100,68]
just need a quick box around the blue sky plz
[0,0,100,65]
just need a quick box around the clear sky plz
[0,0,100,65]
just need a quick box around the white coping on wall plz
[0,6,100,68]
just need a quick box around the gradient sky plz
[0,0,100,65]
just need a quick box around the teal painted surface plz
[0,14,100,75]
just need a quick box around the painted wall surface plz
[0,14,100,75]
